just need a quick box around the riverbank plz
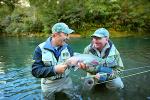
[0,30,149,38]
[70,31,149,38]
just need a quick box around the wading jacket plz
[84,40,124,80]
[32,37,73,83]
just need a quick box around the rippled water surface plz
[0,36,150,100]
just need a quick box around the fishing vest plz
[87,41,123,68]
[39,42,71,83]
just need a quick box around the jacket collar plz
[43,37,67,52]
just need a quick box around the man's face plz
[92,36,108,50]
[55,32,69,46]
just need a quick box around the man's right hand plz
[54,63,68,74]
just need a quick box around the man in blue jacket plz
[32,22,80,100]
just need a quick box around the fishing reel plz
[82,77,95,91]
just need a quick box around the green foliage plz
[0,16,11,33]
[0,0,150,36]
[0,0,20,12]
[3,8,44,36]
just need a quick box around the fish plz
[65,54,103,71]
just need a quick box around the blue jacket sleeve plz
[31,46,56,78]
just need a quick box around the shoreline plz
[0,31,149,38]
[69,34,81,38]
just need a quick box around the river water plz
[0,36,150,100]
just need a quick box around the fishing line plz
[122,65,150,72]
[121,69,150,79]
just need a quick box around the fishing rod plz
[121,69,150,79]
[81,68,150,86]
[81,65,150,80]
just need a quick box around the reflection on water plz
[0,36,150,100]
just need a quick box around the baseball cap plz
[91,28,109,38]
[52,22,74,34]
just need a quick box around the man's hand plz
[78,62,89,69]
[95,72,107,82]
[95,73,101,79]
[78,62,97,73]
[54,63,68,74]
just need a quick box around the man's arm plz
[32,46,56,78]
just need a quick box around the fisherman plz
[82,28,124,90]
[31,22,82,100]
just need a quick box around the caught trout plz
[65,54,103,71]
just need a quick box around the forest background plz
[0,0,149,37]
